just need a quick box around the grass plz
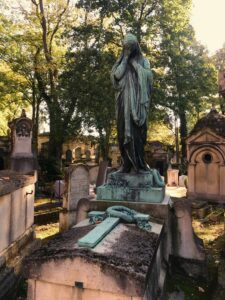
[166,274,214,300]
[166,207,225,300]
[192,218,224,246]
[35,223,59,239]
[34,198,61,207]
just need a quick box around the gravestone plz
[179,175,187,187]
[96,161,108,187]
[167,168,179,186]
[8,109,36,174]
[89,165,99,185]
[59,164,89,231]
[66,165,89,209]
[54,180,65,199]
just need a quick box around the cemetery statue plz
[111,33,153,173]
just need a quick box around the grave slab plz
[24,220,165,300]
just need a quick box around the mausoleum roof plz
[189,108,225,138]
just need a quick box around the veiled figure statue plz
[111,33,153,173]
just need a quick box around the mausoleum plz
[186,108,225,202]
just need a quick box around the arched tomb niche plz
[188,145,225,200]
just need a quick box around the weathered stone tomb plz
[8,109,37,175]
[187,108,225,203]
[0,170,37,299]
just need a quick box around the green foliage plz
[38,155,63,182]
[0,0,218,164]
[154,0,217,160]
[0,13,30,134]
[0,1,81,164]
[213,43,225,71]
[63,48,116,159]
[147,120,175,145]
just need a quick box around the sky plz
[191,0,225,54]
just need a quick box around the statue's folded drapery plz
[111,35,153,172]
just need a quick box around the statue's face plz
[123,40,137,53]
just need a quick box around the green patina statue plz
[111,33,153,173]
[97,34,164,202]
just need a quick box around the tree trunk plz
[179,110,188,163]
[220,96,225,115]
[98,127,111,161]
[31,80,41,155]
[48,108,64,174]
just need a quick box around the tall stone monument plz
[97,33,165,203]
[8,109,36,174]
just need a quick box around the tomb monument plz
[24,34,206,300]
[97,33,165,203]
[8,109,36,175]
[187,107,225,203]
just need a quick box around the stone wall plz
[0,171,36,253]
[0,170,37,299]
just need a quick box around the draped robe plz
[111,54,153,172]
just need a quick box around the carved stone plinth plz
[97,170,165,203]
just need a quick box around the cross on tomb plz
[78,206,151,248]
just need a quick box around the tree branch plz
[49,0,70,54]
[144,0,158,18]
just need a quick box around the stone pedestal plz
[97,170,165,203]
[11,156,36,175]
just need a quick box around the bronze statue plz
[111,33,153,173]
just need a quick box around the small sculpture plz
[16,122,31,137]
[111,33,153,173]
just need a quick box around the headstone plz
[167,169,179,186]
[8,109,36,174]
[60,164,89,231]
[171,199,205,261]
[179,175,187,187]
[54,180,65,199]
[89,165,99,185]
[96,161,108,187]
[66,165,89,210]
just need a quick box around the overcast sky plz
[191,0,225,54]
